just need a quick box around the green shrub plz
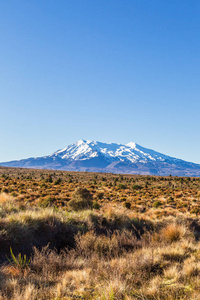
[45,175,53,183]
[68,187,93,211]
[39,196,55,208]
[153,200,162,208]
[92,201,100,209]
[54,178,62,185]
[117,184,127,190]
[132,184,142,190]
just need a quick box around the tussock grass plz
[0,202,199,299]
[0,167,200,299]
[160,223,188,243]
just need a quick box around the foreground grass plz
[0,168,200,299]
[0,202,200,299]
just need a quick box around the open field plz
[0,167,200,299]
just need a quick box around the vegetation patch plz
[0,167,200,299]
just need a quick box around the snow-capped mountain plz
[51,140,167,162]
[1,140,200,176]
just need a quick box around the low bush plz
[68,188,93,211]
[117,184,127,190]
[132,184,142,190]
[92,201,100,209]
[153,200,162,208]
[39,196,55,208]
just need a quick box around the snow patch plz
[49,139,178,164]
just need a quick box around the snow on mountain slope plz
[1,140,200,176]
[50,140,179,163]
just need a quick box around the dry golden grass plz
[0,167,200,299]
[160,223,188,243]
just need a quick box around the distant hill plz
[1,139,200,176]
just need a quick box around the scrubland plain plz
[0,167,200,299]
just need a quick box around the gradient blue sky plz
[1,0,200,163]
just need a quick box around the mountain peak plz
[76,139,95,146]
[1,139,200,176]
[126,142,137,149]
[76,139,86,146]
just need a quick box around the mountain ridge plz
[1,139,200,176]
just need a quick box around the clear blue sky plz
[1,0,200,163]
